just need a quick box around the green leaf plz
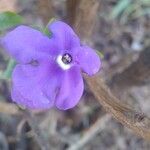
[43,18,56,37]
[96,50,104,59]
[110,0,131,19]
[120,3,138,23]
[0,11,23,31]
[43,27,51,37]
[1,59,16,80]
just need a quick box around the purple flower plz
[2,21,101,110]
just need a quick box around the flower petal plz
[55,66,84,110]
[48,21,80,51]
[11,60,62,109]
[76,46,101,76]
[1,25,58,63]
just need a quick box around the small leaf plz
[96,50,104,59]
[2,59,16,79]
[0,11,23,31]
[43,18,56,37]
[110,0,131,19]
[43,27,51,37]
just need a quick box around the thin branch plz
[67,114,111,150]
[37,0,54,25]
[66,0,99,42]
[85,75,150,140]
[68,0,150,140]
[0,101,51,149]
[66,0,79,25]
[23,110,51,150]
[0,101,20,115]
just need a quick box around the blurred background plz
[0,0,150,149]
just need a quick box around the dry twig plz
[0,101,51,149]
[0,101,20,115]
[68,0,150,140]
[37,0,54,24]
[66,0,99,42]
[67,114,111,150]
[85,75,150,140]
[23,110,51,150]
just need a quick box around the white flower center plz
[56,53,72,70]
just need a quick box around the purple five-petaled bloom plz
[2,21,101,110]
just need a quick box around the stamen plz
[62,53,72,64]
[57,53,72,70]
